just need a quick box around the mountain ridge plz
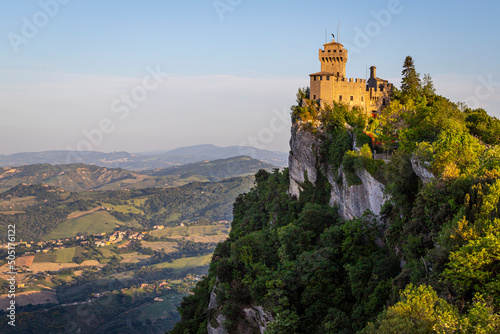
[0,145,288,170]
[0,156,277,192]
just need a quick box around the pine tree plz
[401,56,421,100]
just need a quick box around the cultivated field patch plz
[153,254,212,272]
[102,203,143,214]
[55,247,76,263]
[28,260,102,273]
[119,252,151,264]
[141,241,178,253]
[43,211,122,240]
[34,253,57,263]
[0,289,57,309]
[16,255,35,267]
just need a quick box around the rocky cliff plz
[288,121,386,220]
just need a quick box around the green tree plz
[401,56,421,103]
[422,73,436,98]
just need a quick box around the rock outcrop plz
[207,282,273,334]
[328,167,386,220]
[289,121,386,220]
[411,156,435,184]
[288,122,322,199]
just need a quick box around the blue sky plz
[1,0,499,154]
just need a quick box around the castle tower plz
[309,37,392,116]
[319,37,347,77]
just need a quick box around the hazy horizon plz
[0,143,290,156]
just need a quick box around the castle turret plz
[319,37,347,77]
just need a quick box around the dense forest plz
[170,57,500,333]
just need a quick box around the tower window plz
[320,76,322,80]
[313,95,316,99]
[350,96,353,101]
[314,76,316,81]
[361,96,364,101]
[326,76,330,80]
[339,95,342,101]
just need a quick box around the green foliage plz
[465,108,500,146]
[342,151,363,186]
[341,147,386,186]
[170,169,400,333]
[442,231,500,302]
[363,284,500,334]
[325,127,352,172]
[429,128,484,178]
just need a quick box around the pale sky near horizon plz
[1,0,499,155]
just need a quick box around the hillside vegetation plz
[0,176,254,242]
[170,57,500,333]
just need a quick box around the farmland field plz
[16,255,35,267]
[55,247,76,263]
[119,252,151,264]
[34,253,57,263]
[150,225,187,237]
[10,260,103,274]
[102,203,144,214]
[98,246,115,257]
[0,290,57,309]
[141,241,178,253]
[43,211,123,240]
[152,254,212,273]
[150,224,229,238]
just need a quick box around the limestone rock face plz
[242,306,274,334]
[207,313,227,334]
[328,167,386,220]
[411,156,435,184]
[207,284,228,334]
[207,281,273,334]
[288,121,386,221]
[288,121,322,198]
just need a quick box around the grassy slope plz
[152,255,212,272]
[43,211,123,240]
[55,247,76,263]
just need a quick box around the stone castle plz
[309,37,393,116]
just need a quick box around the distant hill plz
[0,164,139,193]
[0,156,277,192]
[0,145,288,170]
[148,144,288,166]
[142,155,277,178]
